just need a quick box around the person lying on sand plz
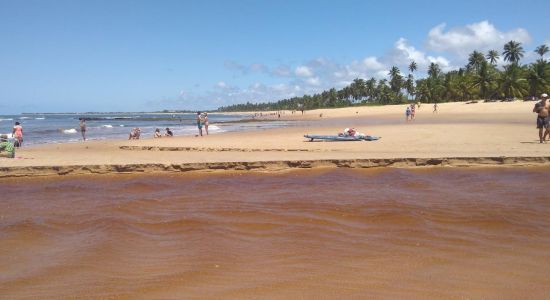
[339,128,368,139]
[0,134,15,158]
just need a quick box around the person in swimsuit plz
[79,118,87,141]
[202,113,209,135]
[196,112,203,137]
[12,121,23,147]
[164,127,173,137]
[154,128,162,138]
[533,93,549,143]
[406,106,411,121]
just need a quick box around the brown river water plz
[1,167,550,299]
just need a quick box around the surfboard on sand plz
[304,134,381,141]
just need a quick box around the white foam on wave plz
[101,124,113,128]
[62,128,78,134]
[0,118,13,121]
[35,117,45,120]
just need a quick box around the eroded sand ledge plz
[2,156,550,178]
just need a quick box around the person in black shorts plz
[533,93,549,143]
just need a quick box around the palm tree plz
[405,74,415,100]
[498,65,527,98]
[486,50,499,65]
[526,60,549,97]
[535,44,549,61]
[408,61,417,74]
[502,40,525,65]
[468,50,486,71]
[428,63,441,79]
[471,61,496,100]
[388,66,403,101]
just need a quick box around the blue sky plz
[1,0,549,113]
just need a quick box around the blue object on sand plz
[304,134,381,141]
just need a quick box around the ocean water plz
[1,167,549,299]
[0,113,295,146]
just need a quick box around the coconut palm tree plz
[404,74,415,100]
[471,61,497,100]
[428,63,441,79]
[526,60,549,97]
[486,50,499,65]
[408,61,417,74]
[498,65,527,98]
[502,40,525,65]
[388,66,404,101]
[468,50,486,71]
[535,44,549,61]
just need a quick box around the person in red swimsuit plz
[12,121,23,147]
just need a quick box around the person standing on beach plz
[433,103,438,113]
[406,106,411,121]
[79,118,87,141]
[12,121,23,147]
[203,113,209,135]
[533,93,549,143]
[196,112,203,137]
[410,104,416,120]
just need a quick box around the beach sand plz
[1,100,549,177]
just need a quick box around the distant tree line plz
[217,41,550,112]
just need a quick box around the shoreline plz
[2,156,550,178]
[2,101,549,178]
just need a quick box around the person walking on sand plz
[203,113,209,135]
[410,104,416,120]
[533,93,549,143]
[433,102,438,113]
[196,112,203,137]
[405,106,411,121]
[79,118,87,141]
[12,121,23,147]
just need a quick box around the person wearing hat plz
[0,134,15,158]
[533,93,550,143]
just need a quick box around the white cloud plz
[216,81,227,88]
[295,65,314,77]
[363,56,386,70]
[306,77,321,86]
[426,20,532,58]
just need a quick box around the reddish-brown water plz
[1,167,550,299]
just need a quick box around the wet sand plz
[1,167,550,299]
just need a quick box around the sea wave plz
[0,118,13,121]
[101,125,114,128]
[35,117,46,120]
[62,128,78,134]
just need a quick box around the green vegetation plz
[218,41,550,112]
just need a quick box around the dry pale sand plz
[1,101,549,177]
